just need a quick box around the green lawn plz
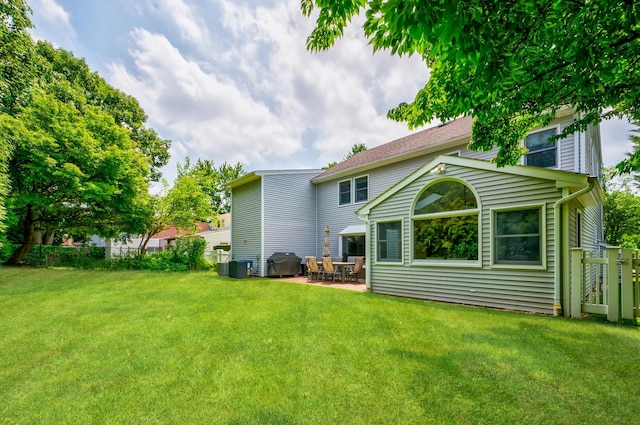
[1,268,639,424]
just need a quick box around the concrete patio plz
[270,275,367,292]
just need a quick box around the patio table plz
[332,261,355,283]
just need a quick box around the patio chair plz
[321,257,342,282]
[345,256,364,283]
[306,256,322,281]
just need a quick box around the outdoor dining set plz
[305,256,365,283]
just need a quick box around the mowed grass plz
[1,268,639,424]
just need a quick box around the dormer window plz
[524,128,557,168]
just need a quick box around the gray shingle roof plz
[312,116,473,181]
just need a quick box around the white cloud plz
[107,0,432,176]
[151,0,210,50]
[600,117,636,167]
[29,0,75,43]
[108,28,302,170]
[214,0,429,165]
[32,0,72,26]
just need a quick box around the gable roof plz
[358,155,603,215]
[311,116,473,183]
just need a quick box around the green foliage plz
[324,143,368,169]
[616,123,640,174]
[20,244,106,268]
[1,39,170,264]
[1,90,152,262]
[187,158,245,214]
[0,0,32,254]
[108,237,210,271]
[137,160,215,255]
[414,215,478,260]
[344,142,367,160]
[603,168,640,248]
[303,0,640,167]
[0,0,34,114]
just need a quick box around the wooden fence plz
[571,247,639,322]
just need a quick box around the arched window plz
[413,180,479,261]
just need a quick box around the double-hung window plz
[338,175,368,205]
[354,176,368,203]
[339,180,351,205]
[377,221,402,262]
[493,206,544,267]
[524,128,557,168]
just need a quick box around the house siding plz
[231,178,262,274]
[262,172,320,273]
[316,144,482,257]
[457,115,577,172]
[368,164,562,315]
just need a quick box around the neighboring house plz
[229,109,604,316]
[90,216,231,257]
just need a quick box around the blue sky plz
[27,0,636,183]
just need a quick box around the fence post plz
[620,248,634,320]
[606,247,620,322]
[570,248,583,318]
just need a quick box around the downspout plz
[552,177,595,316]
[356,212,372,291]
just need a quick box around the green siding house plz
[357,155,602,315]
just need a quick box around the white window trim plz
[490,203,547,270]
[338,174,369,206]
[353,174,369,204]
[521,124,561,170]
[374,217,404,265]
[338,179,351,206]
[410,177,482,267]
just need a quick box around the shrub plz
[19,245,106,268]
[105,237,211,272]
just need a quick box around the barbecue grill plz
[266,252,302,277]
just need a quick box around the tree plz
[1,42,170,264]
[138,163,213,256]
[616,123,640,175]
[602,168,640,248]
[303,0,640,167]
[33,41,170,182]
[188,159,245,214]
[1,91,153,263]
[0,0,33,257]
[323,142,368,169]
[0,0,33,114]
[344,142,367,160]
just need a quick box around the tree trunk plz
[138,233,153,259]
[43,228,56,245]
[8,206,39,265]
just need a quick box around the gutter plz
[356,212,372,291]
[552,177,595,316]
